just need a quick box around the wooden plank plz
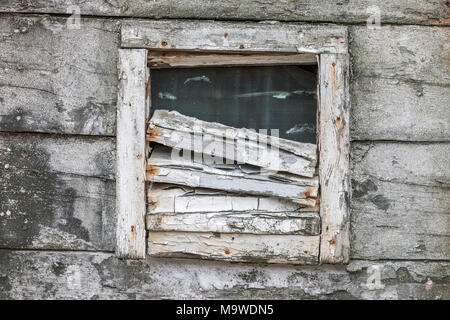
[146,146,318,205]
[350,26,450,85]
[350,142,450,261]
[148,232,320,264]
[0,15,118,135]
[148,110,318,177]
[318,54,351,264]
[0,2,447,26]
[351,180,450,261]
[349,26,450,141]
[351,142,450,187]
[146,211,320,235]
[115,49,147,259]
[147,183,318,213]
[122,20,348,54]
[2,250,450,299]
[351,77,450,141]
[0,133,115,251]
[148,51,317,68]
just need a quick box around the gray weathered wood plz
[350,26,450,86]
[0,15,119,135]
[148,110,318,177]
[148,51,317,68]
[0,133,115,251]
[1,250,449,299]
[116,49,148,259]
[122,20,348,54]
[147,183,318,213]
[148,232,320,264]
[349,25,450,141]
[0,1,448,26]
[146,146,318,204]
[351,142,450,261]
[351,77,450,141]
[146,211,320,235]
[318,54,351,264]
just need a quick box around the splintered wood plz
[145,109,320,264]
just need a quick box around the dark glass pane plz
[151,65,317,144]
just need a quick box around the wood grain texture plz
[115,49,147,259]
[350,26,450,85]
[148,232,320,264]
[0,15,119,135]
[148,110,318,177]
[148,51,317,68]
[351,142,450,260]
[351,77,450,141]
[122,20,348,54]
[0,133,115,251]
[1,250,449,299]
[349,25,450,141]
[318,54,351,264]
[146,211,320,235]
[0,250,448,299]
[0,1,448,25]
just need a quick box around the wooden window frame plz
[116,20,350,264]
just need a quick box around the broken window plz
[145,53,321,264]
[151,65,317,144]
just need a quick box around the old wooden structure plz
[0,1,449,299]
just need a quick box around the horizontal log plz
[1,250,449,299]
[122,20,347,53]
[351,180,450,261]
[0,133,116,251]
[148,110,318,177]
[0,15,119,135]
[351,77,450,141]
[351,142,450,187]
[351,142,450,260]
[148,51,317,68]
[350,26,450,85]
[146,211,321,235]
[148,232,320,264]
[147,183,318,213]
[0,1,448,26]
[146,146,318,204]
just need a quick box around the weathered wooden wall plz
[0,0,449,299]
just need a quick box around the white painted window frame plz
[116,20,350,264]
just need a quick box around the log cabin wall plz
[0,1,448,299]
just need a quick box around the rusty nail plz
[146,165,159,179]
[21,151,28,158]
[224,32,228,38]
[146,127,159,141]
[161,40,168,47]
[239,44,245,49]
[224,249,230,255]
